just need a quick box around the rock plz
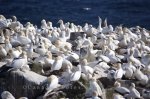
[98,77,114,89]
[0,70,47,99]
[29,63,43,74]
[63,81,86,98]
[69,32,85,41]
[44,81,86,99]
[43,91,66,99]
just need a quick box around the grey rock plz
[44,81,86,99]
[0,70,47,99]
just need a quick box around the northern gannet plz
[0,45,7,58]
[51,56,63,72]
[114,63,124,80]
[126,83,141,98]
[1,91,15,99]
[114,82,130,96]
[44,75,59,99]
[9,51,28,69]
[58,19,66,31]
[86,77,102,97]
[70,64,81,81]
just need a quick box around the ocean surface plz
[0,0,150,29]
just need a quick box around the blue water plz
[0,0,150,29]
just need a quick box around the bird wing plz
[11,58,25,68]
[0,20,7,28]
[70,71,81,81]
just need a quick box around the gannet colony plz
[0,15,150,99]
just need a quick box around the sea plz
[0,0,150,29]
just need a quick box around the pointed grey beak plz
[57,20,61,24]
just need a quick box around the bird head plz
[56,56,62,61]
[0,15,6,20]
[130,83,135,88]
[114,81,121,87]
[46,52,52,59]
[47,75,57,83]
[12,16,17,22]
[81,59,87,66]
[92,91,98,97]
[41,19,46,24]
[47,21,52,26]
[89,76,96,82]
[57,19,63,24]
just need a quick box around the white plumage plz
[51,56,63,72]
[70,65,81,81]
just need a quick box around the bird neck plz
[78,65,81,71]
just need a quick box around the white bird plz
[83,23,89,32]
[113,93,125,99]
[0,45,7,58]
[9,52,27,69]
[41,19,47,29]
[80,59,94,77]
[82,34,93,48]
[10,33,21,47]
[59,64,72,84]
[47,21,53,30]
[87,46,98,61]
[126,83,141,98]
[67,52,79,62]
[46,75,59,91]
[4,38,12,53]
[0,32,5,43]
[44,75,59,98]
[107,36,118,51]
[101,18,109,34]
[133,66,149,85]
[105,47,120,63]
[91,91,101,99]
[35,43,47,56]
[114,81,130,96]
[133,66,144,80]
[9,47,22,59]
[26,43,34,59]
[17,31,31,45]
[44,52,54,67]
[90,35,97,44]
[51,56,63,72]
[128,48,144,67]
[58,19,66,31]
[18,97,28,99]
[1,91,15,99]
[70,64,81,81]
[107,69,116,80]
[86,25,97,36]
[114,63,125,80]
[98,55,110,63]
[59,31,67,42]
[97,17,102,32]
[86,77,102,97]
[123,61,136,79]
[141,53,150,66]
[0,18,8,28]
[118,35,128,48]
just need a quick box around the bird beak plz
[57,20,61,24]
[98,16,102,22]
